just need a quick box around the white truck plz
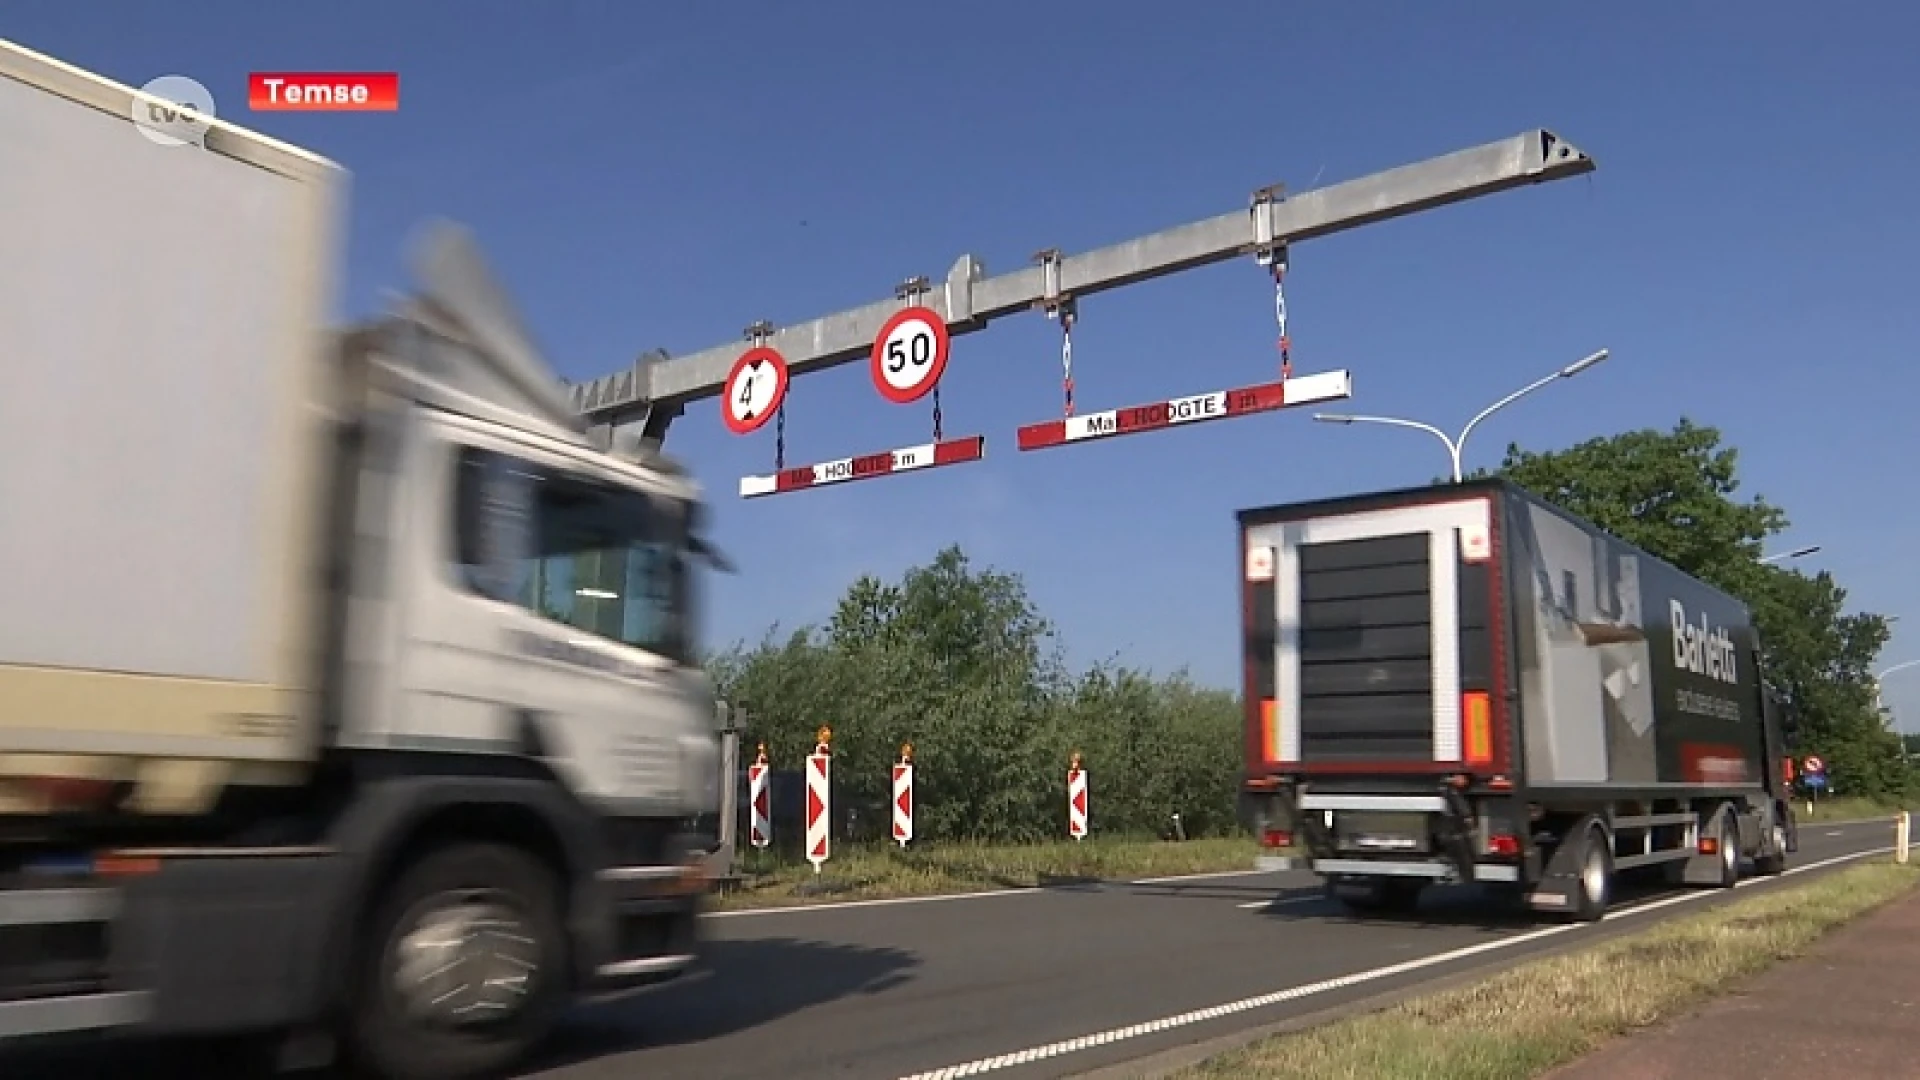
[0,38,723,1080]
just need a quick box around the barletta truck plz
[1235,478,1797,922]
[0,38,722,1080]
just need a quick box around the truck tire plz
[1754,810,1789,876]
[345,842,568,1080]
[1564,821,1613,923]
[1710,811,1741,888]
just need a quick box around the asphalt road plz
[5,820,1894,1080]
[521,817,1898,1080]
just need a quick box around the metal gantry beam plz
[570,128,1595,437]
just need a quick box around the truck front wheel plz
[346,842,569,1080]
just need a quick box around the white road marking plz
[705,887,1041,919]
[710,822,1886,920]
[894,845,1890,1080]
[709,866,1293,919]
[1131,868,1290,886]
[1236,895,1317,911]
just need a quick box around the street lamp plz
[1877,659,1920,736]
[1879,661,1920,707]
[1759,545,1822,564]
[1314,349,1610,483]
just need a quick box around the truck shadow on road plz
[521,936,919,1072]
[1257,875,1701,931]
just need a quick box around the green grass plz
[711,835,1266,910]
[1795,794,1917,822]
[1176,858,1920,1080]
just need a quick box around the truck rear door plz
[1243,495,1506,775]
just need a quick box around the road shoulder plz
[1542,878,1920,1080]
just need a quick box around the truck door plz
[1245,497,1500,773]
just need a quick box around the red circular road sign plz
[869,305,950,405]
[1802,755,1825,775]
[722,346,789,435]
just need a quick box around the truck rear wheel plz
[1711,812,1741,888]
[1755,809,1789,876]
[1562,820,1613,923]
[346,842,568,1080]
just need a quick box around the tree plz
[1485,417,1786,589]
[1486,419,1901,797]
[707,545,1246,844]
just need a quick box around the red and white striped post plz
[747,743,771,850]
[1067,752,1089,841]
[805,726,832,873]
[892,743,915,848]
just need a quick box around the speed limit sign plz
[869,305,950,405]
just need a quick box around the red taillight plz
[19,776,116,813]
[1462,691,1493,766]
[1698,836,1719,856]
[1487,834,1520,857]
[1261,828,1293,849]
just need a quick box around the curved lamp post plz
[1878,660,1920,715]
[1760,545,1822,564]
[1314,349,1609,483]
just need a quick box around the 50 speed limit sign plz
[869,305,950,405]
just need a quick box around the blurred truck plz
[1235,478,1798,921]
[0,38,723,1079]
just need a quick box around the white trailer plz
[0,38,723,1080]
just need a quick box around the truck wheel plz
[1567,822,1613,923]
[1711,813,1741,888]
[1755,815,1789,876]
[346,842,568,1080]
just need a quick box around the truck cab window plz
[452,446,692,663]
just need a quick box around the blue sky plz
[12,2,1920,726]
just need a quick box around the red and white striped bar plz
[1015,369,1352,452]
[739,435,986,499]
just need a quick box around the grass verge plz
[711,835,1263,910]
[1176,857,1920,1080]
[1795,794,1916,821]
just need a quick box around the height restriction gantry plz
[569,128,1594,445]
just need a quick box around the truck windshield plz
[523,475,690,662]
[454,448,694,664]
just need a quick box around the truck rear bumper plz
[1314,857,1520,883]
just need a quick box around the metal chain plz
[932,387,944,442]
[774,402,786,470]
[1060,307,1076,417]
[1272,263,1293,381]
